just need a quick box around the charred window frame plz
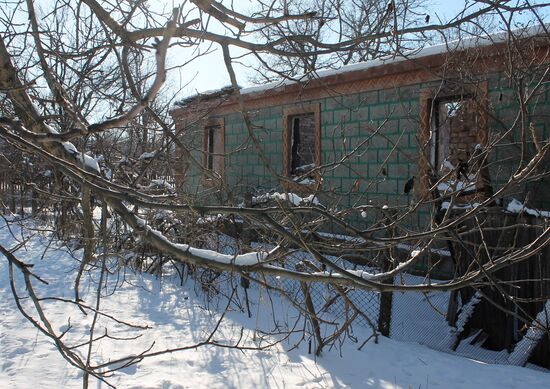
[205,125,216,170]
[201,118,225,184]
[282,104,321,186]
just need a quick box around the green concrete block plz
[381,119,400,135]
[324,96,343,110]
[379,88,400,103]
[387,102,411,119]
[360,90,379,105]
[350,107,368,122]
[333,109,350,124]
[397,85,420,100]
[342,94,361,108]
[369,104,389,120]
[321,111,334,125]
[269,106,284,117]
[367,134,388,150]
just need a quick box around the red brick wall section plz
[417,82,489,200]
[418,91,431,199]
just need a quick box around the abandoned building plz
[170,28,549,220]
[170,27,550,369]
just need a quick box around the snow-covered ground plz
[1,218,549,388]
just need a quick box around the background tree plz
[250,0,429,81]
[0,0,549,386]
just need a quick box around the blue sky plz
[159,0,547,101]
[166,0,478,98]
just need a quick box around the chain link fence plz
[191,232,548,370]
[265,249,381,330]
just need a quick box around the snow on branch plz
[62,142,100,174]
[138,151,157,160]
[252,192,321,206]
[506,198,550,218]
[441,201,480,211]
[134,215,277,266]
[0,118,101,174]
[293,176,316,185]
[313,248,425,281]
[437,180,476,194]
[137,179,175,192]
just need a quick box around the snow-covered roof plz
[239,24,548,96]
[174,24,548,106]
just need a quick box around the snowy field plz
[1,218,549,388]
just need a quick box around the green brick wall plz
[180,70,550,229]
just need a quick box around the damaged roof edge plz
[174,85,241,108]
[172,24,549,110]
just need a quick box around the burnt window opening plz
[431,96,478,175]
[206,125,216,170]
[289,113,316,176]
[201,119,225,183]
[282,104,320,189]
[418,83,490,199]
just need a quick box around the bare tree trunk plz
[75,187,95,303]
[378,211,395,336]
[300,281,323,356]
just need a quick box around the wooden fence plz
[447,209,549,368]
